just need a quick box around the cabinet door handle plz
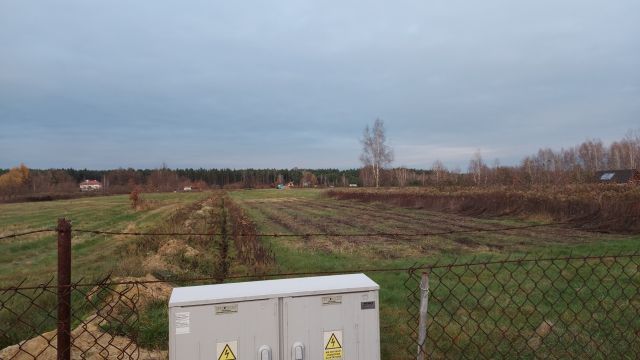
[293,342,304,360]
[258,345,271,360]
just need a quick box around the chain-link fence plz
[3,221,640,359]
[0,276,140,359]
[406,253,640,359]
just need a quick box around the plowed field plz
[233,189,623,261]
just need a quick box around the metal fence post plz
[417,272,430,360]
[57,218,72,360]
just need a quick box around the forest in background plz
[1,131,639,202]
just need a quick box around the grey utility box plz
[169,273,380,360]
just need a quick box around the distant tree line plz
[0,165,365,201]
[460,130,640,187]
[357,125,640,187]
[358,120,639,187]
[1,130,638,201]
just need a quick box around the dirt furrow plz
[313,198,606,243]
[301,199,509,234]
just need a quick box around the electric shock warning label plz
[323,330,343,360]
[216,341,237,360]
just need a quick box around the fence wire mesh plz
[406,253,640,359]
[0,276,140,360]
[3,224,640,359]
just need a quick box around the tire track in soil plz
[314,198,603,245]
[262,201,450,255]
[252,198,507,253]
[244,197,606,254]
[287,200,506,252]
[249,202,358,254]
[278,201,428,244]
[250,202,323,235]
[266,203,381,245]
[297,199,459,234]
[295,199,517,251]
[254,202,423,257]
[311,198,503,232]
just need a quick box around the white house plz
[79,179,102,191]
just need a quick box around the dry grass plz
[327,185,640,233]
[230,188,640,360]
[234,190,621,260]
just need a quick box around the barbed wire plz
[3,251,639,292]
[71,221,571,238]
[0,220,598,246]
[0,228,55,240]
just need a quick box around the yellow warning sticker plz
[216,341,237,360]
[323,330,343,360]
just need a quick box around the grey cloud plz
[1,0,638,169]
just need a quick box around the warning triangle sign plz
[325,333,342,350]
[218,344,236,360]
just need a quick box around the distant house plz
[276,182,295,190]
[595,169,640,184]
[79,179,102,191]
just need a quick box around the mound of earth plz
[143,239,199,274]
[0,274,173,360]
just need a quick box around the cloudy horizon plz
[1,1,638,170]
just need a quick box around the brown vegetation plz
[225,196,274,273]
[129,187,143,209]
[236,193,616,259]
[327,185,640,233]
[131,193,273,281]
[0,164,31,200]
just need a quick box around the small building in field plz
[595,169,640,184]
[79,179,102,191]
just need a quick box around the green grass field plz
[229,189,640,359]
[1,189,639,359]
[0,192,209,285]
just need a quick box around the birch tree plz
[360,119,393,187]
[468,150,487,186]
[432,160,446,185]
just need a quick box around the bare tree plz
[360,119,394,187]
[432,160,446,185]
[394,167,409,187]
[623,129,640,169]
[468,150,487,186]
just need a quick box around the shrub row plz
[327,185,640,233]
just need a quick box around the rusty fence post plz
[57,218,72,360]
[417,272,430,360]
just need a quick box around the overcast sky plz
[1,1,638,170]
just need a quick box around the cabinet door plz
[282,291,380,360]
[170,298,279,360]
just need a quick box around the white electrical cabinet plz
[169,273,380,360]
